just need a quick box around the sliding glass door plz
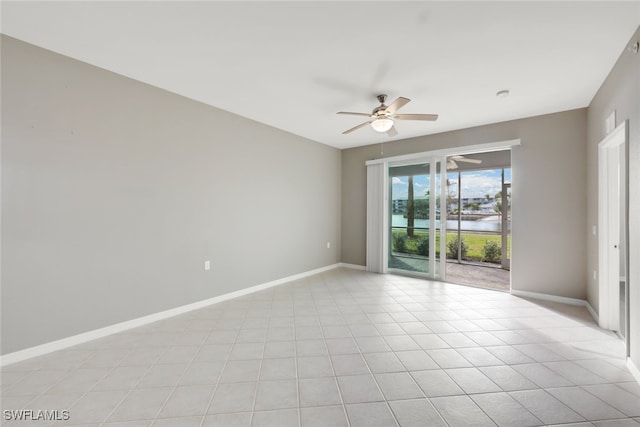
[388,158,447,279]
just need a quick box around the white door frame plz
[386,157,447,279]
[598,120,628,333]
[426,156,447,280]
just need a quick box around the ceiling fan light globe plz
[371,118,394,133]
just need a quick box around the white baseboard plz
[627,358,640,385]
[338,263,366,271]
[0,263,341,367]
[585,301,599,324]
[510,289,587,306]
[510,289,600,324]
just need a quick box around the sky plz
[391,168,511,200]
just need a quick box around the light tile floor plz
[1,268,639,427]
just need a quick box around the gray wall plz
[341,109,588,299]
[587,26,639,369]
[1,36,342,355]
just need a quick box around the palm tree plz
[494,190,510,218]
[494,200,503,216]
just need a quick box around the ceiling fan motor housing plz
[372,106,390,117]
[373,95,390,117]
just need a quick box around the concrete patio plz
[389,255,510,291]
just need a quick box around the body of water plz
[391,215,506,233]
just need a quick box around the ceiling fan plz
[337,94,438,136]
[447,155,482,170]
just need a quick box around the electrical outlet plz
[593,270,597,281]
[327,242,331,249]
[204,260,211,271]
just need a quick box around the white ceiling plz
[2,1,639,149]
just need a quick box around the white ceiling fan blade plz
[386,126,398,137]
[393,113,438,121]
[338,95,439,135]
[456,157,482,164]
[447,160,458,170]
[342,120,373,134]
[337,111,372,117]
[385,97,410,114]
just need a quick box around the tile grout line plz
[388,284,459,427]
[194,303,248,427]
[147,330,205,426]
[45,353,122,426]
[345,291,406,427]
[97,358,156,426]
[316,274,351,427]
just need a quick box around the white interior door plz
[598,121,627,333]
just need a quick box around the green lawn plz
[392,230,511,262]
